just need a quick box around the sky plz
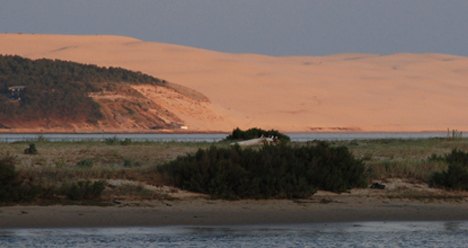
[1,1,468,57]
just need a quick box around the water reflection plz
[444,221,462,231]
[1,222,468,248]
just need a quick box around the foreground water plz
[0,132,449,143]
[1,222,468,248]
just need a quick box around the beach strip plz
[2,198,468,229]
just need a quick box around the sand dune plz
[1,33,468,132]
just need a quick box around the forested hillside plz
[0,55,167,127]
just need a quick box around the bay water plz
[2,222,468,247]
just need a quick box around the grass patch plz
[386,190,465,202]
[76,158,94,168]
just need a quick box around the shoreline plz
[0,130,455,134]
[2,196,468,229]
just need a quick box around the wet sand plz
[2,196,468,229]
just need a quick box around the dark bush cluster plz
[225,127,291,143]
[0,154,51,203]
[104,137,119,145]
[0,154,26,202]
[104,137,132,146]
[61,180,107,201]
[0,153,106,204]
[430,149,468,190]
[24,143,38,154]
[158,142,367,199]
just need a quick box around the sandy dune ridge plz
[1,33,468,132]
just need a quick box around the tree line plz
[0,55,165,124]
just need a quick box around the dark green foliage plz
[430,149,468,190]
[158,142,367,199]
[0,154,21,201]
[120,138,132,146]
[24,143,38,154]
[0,153,106,203]
[123,158,133,167]
[442,149,468,166]
[225,127,291,143]
[0,153,49,203]
[61,180,107,201]
[76,158,94,168]
[122,159,142,167]
[104,137,119,145]
[428,153,444,162]
[104,137,131,146]
[0,54,164,123]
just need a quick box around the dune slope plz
[1,34,468,132]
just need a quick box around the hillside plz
[0,55,210,132]
[1,33,468,132]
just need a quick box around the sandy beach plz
[2,180,468,229]
[2,196,468,229]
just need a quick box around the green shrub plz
[104,137,119,145]
[24,143,38,154]
[0,154,21,201]
[76,158,94,168]
[158,142,366,199]
[447,128,463,140]
[123,158,132,167]
[62,180,107,201]
[120,138,132,146]
[0,153,46,203]
[430,149,468,190]
[225,127,291,143]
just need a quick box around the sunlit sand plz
[2,33,467,132]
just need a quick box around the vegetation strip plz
[2,133,468,204]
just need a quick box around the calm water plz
[0,132,449,143]
[1,222,468,248]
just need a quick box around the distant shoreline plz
[0,130,455,134]
[0,131,451,143]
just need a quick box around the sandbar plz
[1,195,468,229]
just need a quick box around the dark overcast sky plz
[1,1,467,56]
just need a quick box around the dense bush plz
[430,149,468,190]
[158,142,367,199]
[104,137,132,146]
[120,138,132,146]
[61,180,107,201]
[24,143,38,154]
[104,137,119,145]
[0,154,48,203]
[225,127,291,143]
[0,154,21,201]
